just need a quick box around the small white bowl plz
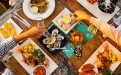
[32,65,47,75]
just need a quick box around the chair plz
[0,2,7,16]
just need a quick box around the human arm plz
[14,26,46,43]
[0,26,46,60]
[0,36,16,61]
[74,10,121,46]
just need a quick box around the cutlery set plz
[12,12,31,31]
[13,12,31,28]
[11,16,29,31]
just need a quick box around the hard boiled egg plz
[31,6,38,13]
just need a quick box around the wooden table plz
[4,0,121,75]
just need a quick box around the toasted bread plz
[0,28,9,38]
[4,22,17,37]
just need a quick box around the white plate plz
[77,0,120,22]
[12,38,58,75]
[0,18,23,40]
[52,8,78,34]
[23,0,55,20]
[78,41,121,73]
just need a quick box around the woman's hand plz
[26,26,46,38]
[74,10,91,21]
[14,26,46,43]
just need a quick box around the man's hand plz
[74,10,91,21]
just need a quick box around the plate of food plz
[52,8,78,34]
[0,18,23,41]
[77,0,120,22]
[12,38,58,75]
[38,25,67,54]
[78,41,121,75]
[23,0,55,20]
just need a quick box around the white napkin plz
[9,0,17,6]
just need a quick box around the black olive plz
[35,60,39,65]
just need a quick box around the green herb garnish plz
[102,68,112,75]
[33,49,45,61]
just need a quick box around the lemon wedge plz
[117,54,121,62]
[63,15,71,24]
[49,36,56,44]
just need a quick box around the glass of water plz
[35,17,44,27]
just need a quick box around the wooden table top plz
[5,0,121,75]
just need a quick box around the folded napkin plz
[9,0,17,6]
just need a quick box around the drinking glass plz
[88,24,97,34]
[35,17,44,27]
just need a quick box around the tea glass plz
[88,24,97,34]
[35,17,44,27]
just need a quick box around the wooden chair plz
[0,2,7,16]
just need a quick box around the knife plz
[14,12,31,28]
[11,16,29,31]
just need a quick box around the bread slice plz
[0,28,9,38]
